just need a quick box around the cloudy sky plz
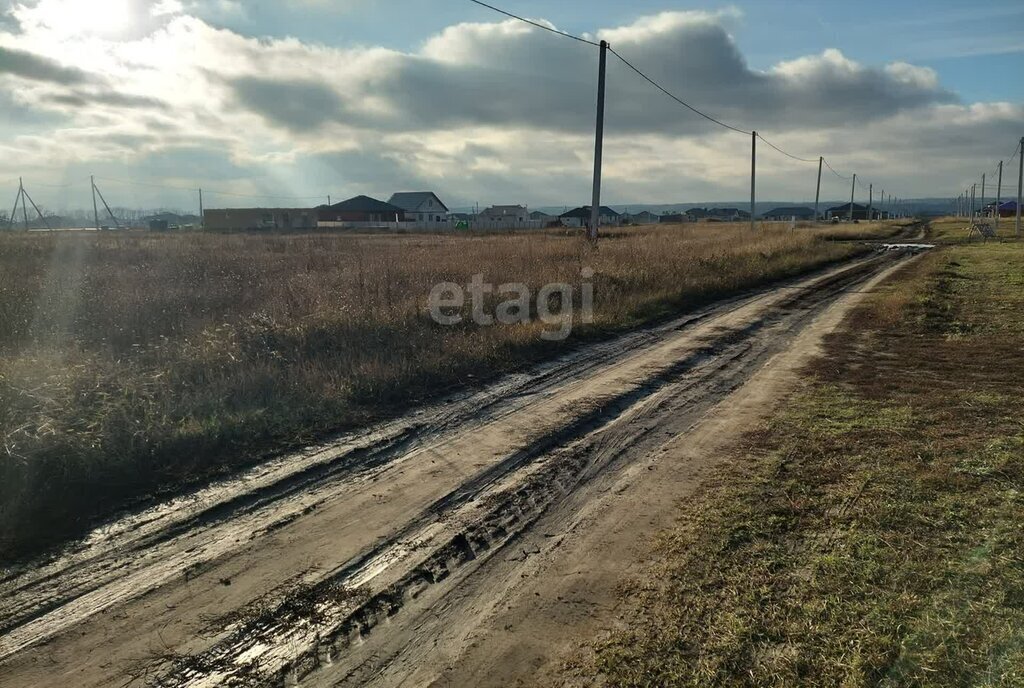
[0,0,1021,213]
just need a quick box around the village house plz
[387,192,450,226]
[559,205,621,229]
[761,206,817,221]
[624,210,659,225]
[476,205,534,229]
[825,203,884,221]
[318,195,406,226]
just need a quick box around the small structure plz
[559,205,621,229]
[203,208,316,231]
[530,210,556,225]
[387,192,450,226]
[318,196,406,227]
[762,206,816,221]
[659,213,690,224]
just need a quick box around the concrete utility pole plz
[970,184,976,221]
[91,175,100,230]
[981,173,986,220]
[1017,136,1023,238]
[868,183,873,222]
[19,178,28,230]
[199,188,204,229]
[814,156,823,222]
[588,39,608,242]
[750,131,757,231]
[995,161,1002,231]
[848,174,856,222]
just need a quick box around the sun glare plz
[24,0,138,39]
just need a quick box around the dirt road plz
[0,248,923,687]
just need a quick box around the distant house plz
[388,192,449,225]
[559,205,621,228]
[685,207,709,221]
[626,210,659,225]
[204,208,317,231]
[762,206,816,221]
[530,209,555,223]
[318,195,406,225]
[659,213,689,224]
[707,207,750,222]
[996,201,1020,218]
[826,203,873,221]
[476,204,531,229]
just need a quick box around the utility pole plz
[970,184,976,221]
[1017,136,1023,238]
[19,178,28,230]
[750,131,757,231]
[848,174,856,222]
[981,173,986,220]
[91,175,100,230]
[814,156,823,222]
[995,161,1002,232]
[868,183,873,222]
[199,188,204,229]
[588,39,608,242]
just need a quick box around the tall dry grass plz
[0,224,863,560]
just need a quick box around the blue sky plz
[0,0,1021,211]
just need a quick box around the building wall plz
[204,208,316,231]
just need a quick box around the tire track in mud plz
[0,250,895,660]
[141,250,915,688]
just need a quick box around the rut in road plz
[137,250,915,687]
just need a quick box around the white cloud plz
[0,4,1015,209]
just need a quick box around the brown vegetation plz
[0,224,863,561]
[582,239,1024,686]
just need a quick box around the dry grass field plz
[0,224,865,560]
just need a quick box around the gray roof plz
[387,192,449,213]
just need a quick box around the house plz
[318,195,406,225]
[477,204,531,229]
[387,192,449,225]
[659,213,689,224]
[203,208,317,231]
[625,210,659,225]
[530,210,555,223]
[559,205,621,228]
[686,207,709,221]
[826,203,875,221]
[762,206,816,221]
[708,207,750,222]
[996,201,1021,218]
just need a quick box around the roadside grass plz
[928,215,1023,244]
[0,224,864,562]
[808,219,913,241]
[581,240,1024,687]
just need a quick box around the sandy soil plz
[0,249,922,688]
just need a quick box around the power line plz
[823,158,851,181]
[607,47,751,136]
[466,0,600,47]
[756,133,819,164]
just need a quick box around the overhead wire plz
[466,0,600,46]
[468,1,883,193]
